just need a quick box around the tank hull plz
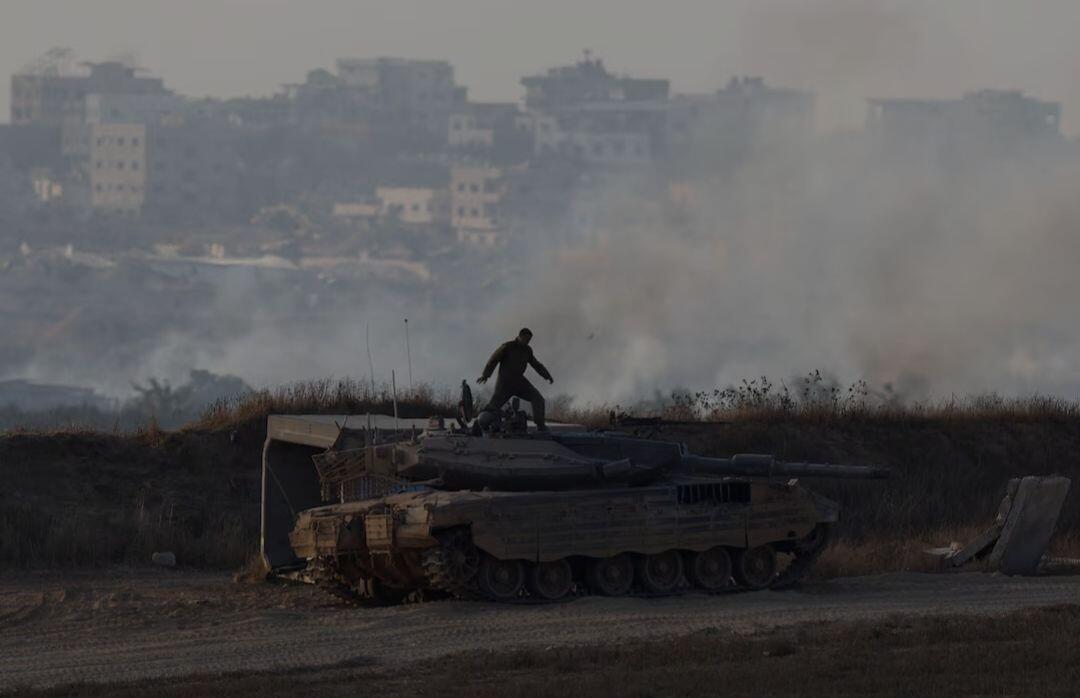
[289,478,837,602]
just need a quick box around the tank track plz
[316,525,832,605]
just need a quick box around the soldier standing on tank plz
[477,328,554,431]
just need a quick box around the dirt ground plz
[3,567,1080,691]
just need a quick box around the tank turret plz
[370,432,888,492]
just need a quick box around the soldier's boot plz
[531,395,547,431]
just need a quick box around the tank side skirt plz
[468,488,769,561]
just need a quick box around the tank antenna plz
[365,322,376,396]
[404,318,413,394]
[392,370,400,434]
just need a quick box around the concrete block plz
[988,476,1071,575]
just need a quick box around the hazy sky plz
[3,0,1080,133]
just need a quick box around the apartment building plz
[451,165,505,244]
[88,122,146,214]
[334,57,467,134]
[11,61,168,126]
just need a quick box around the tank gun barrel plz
[682,453,890,479]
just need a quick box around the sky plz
[3,0,1080,133]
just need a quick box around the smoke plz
[9,2,1080,406]
[737,0,980,131]
[492,132,1080,404]
[17,127,1080,407]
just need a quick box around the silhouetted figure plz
[477,328,553,430]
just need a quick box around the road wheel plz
[588,554,634,596]
[687,547,733,591]
[733,545,777,590]
[636,551,683,594]
[526,559,573,601]
[476,556,525,601]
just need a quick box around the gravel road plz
[2,568,1079,689]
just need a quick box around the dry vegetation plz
[555,372,1080,426]
[2,377,1079,573]
[11,605,1080,697]
[190,377,455,432]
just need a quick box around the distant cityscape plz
[3,48,1067,239]
[0,47,1076,411]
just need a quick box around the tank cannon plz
[681,453,890,480]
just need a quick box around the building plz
[665,77,815,172]
[144,122,241,221]
[63,92,187,172]
[285,67,376,126]
[334,57,467,134]
[83,120,242,219]
[866,89,1061,161]
[375,186,449,225]
[11,61,168,126]
[332,201,380,225]
[522,104,658,165]
[516,56,670,167]
[520,54,669,109]
[451,165,505,244]
[84,92,186,125]
[88,122,146,214]
[448,102,519,149]
[669,77,814,146]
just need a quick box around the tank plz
[262,406,888,604]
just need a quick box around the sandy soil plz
[2,567,1079,689]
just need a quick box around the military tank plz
[262,403,888,604]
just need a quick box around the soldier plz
[477,328,554,431]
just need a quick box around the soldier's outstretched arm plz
[479,344,505,383]
[529,354,554,383]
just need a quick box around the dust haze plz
[503,137,1080,401]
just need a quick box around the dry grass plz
[1047,533,1080,559]
[0,428,261,569]
[14,605,1080,697]
[554,390,1080,427]
[812,524,993,578]
[0,499,255,569]
[190,377,454,433]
